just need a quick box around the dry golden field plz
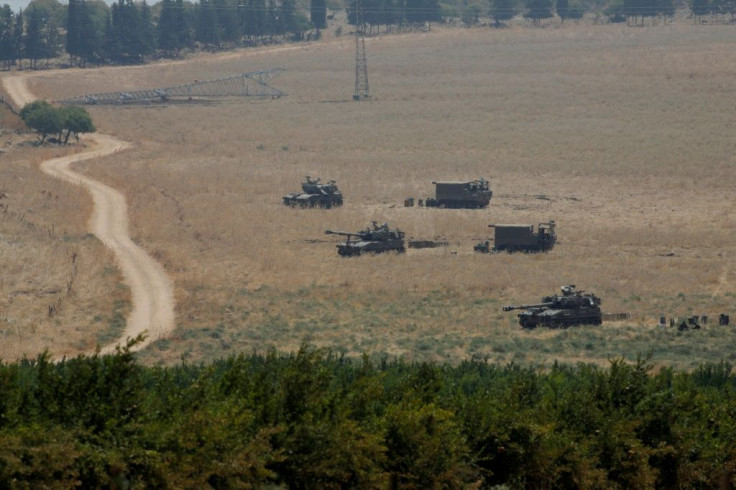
[0,111,130,360]
[2,23,735,367]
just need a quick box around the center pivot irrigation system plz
[57,68,285,105]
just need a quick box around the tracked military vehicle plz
[503,285,602,329]
[475,221,556,253]
[325,222,405,257]
[424,179,492,208]
[283,176,343,208]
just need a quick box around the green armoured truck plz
[475,221,556,253]
[424,179,492,208]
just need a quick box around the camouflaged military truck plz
[424,179,492,208]
[475,221,556,253]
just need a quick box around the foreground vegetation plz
[2,340,736,487]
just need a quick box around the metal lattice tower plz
[353,0,370,101]
[57,69,285,105]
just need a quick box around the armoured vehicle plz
[503,285,602,329]
[475,221,556,253]
[424,179,492,208]
[325,222,405,257]
[283,176,343,208]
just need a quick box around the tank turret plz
[503,285,602,329]
[325,222,405,257]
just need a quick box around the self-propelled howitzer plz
[503,285,602,329]
[325,222,405,257]
[283,176,343,208]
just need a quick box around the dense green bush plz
[1,341,736,488]
[19,101,95,144]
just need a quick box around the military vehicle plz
[283,176,343,208]
[503,285,602,329]
[424,179,492,208]
[325,222,405,257]
[475,221,556,253]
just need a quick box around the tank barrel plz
[325,230,360,238]
[503,302,553,311]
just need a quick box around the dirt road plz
[1,73,175,356]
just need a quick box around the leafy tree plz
[195,0,220,47]
[58,105,95,144]
[424,0,443,26]
[12,8,23,68]
[280,0,298,36]
[216,0,241,44]
[136,1,156,56]
[690,0,711,19]
[106,0,154,62]
[404,0,424,23]
[107,0,127,61]
[525,0,554,23]
[19,101,95,144]
[243,0,267,42]
[66,0,81,59]
[19,100,62,142]
[380,0,402,28]
[174,0,193,48]
[0,5,15,70]
[26,0,65,26]
[102,9,119,60]
[361,0,381,30]
[384,400,476,487]
[266,0,278,41]
[66,0,99,65]
[310,0,327,28]
[462,1,483,25]
[557,0,585,21]
[158,0,179,54]
[23,1,62,68]
[24,5,51,67]
[157,0,191,56]
[490,0,517,24]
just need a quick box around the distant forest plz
[1,0,734,69]
[2,340,736,487]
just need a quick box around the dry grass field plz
[2,23,734,367]
[0,109,130,360]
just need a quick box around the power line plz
[353,0,370,100]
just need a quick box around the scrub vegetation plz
[2,344,736,488]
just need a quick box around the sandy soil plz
[1,73,175,356]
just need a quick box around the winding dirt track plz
[2,74,175,356]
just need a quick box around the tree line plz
[1,339,736,487]
[1,0,316,67]
[2,0,734,70]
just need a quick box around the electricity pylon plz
[353,0,370,100]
